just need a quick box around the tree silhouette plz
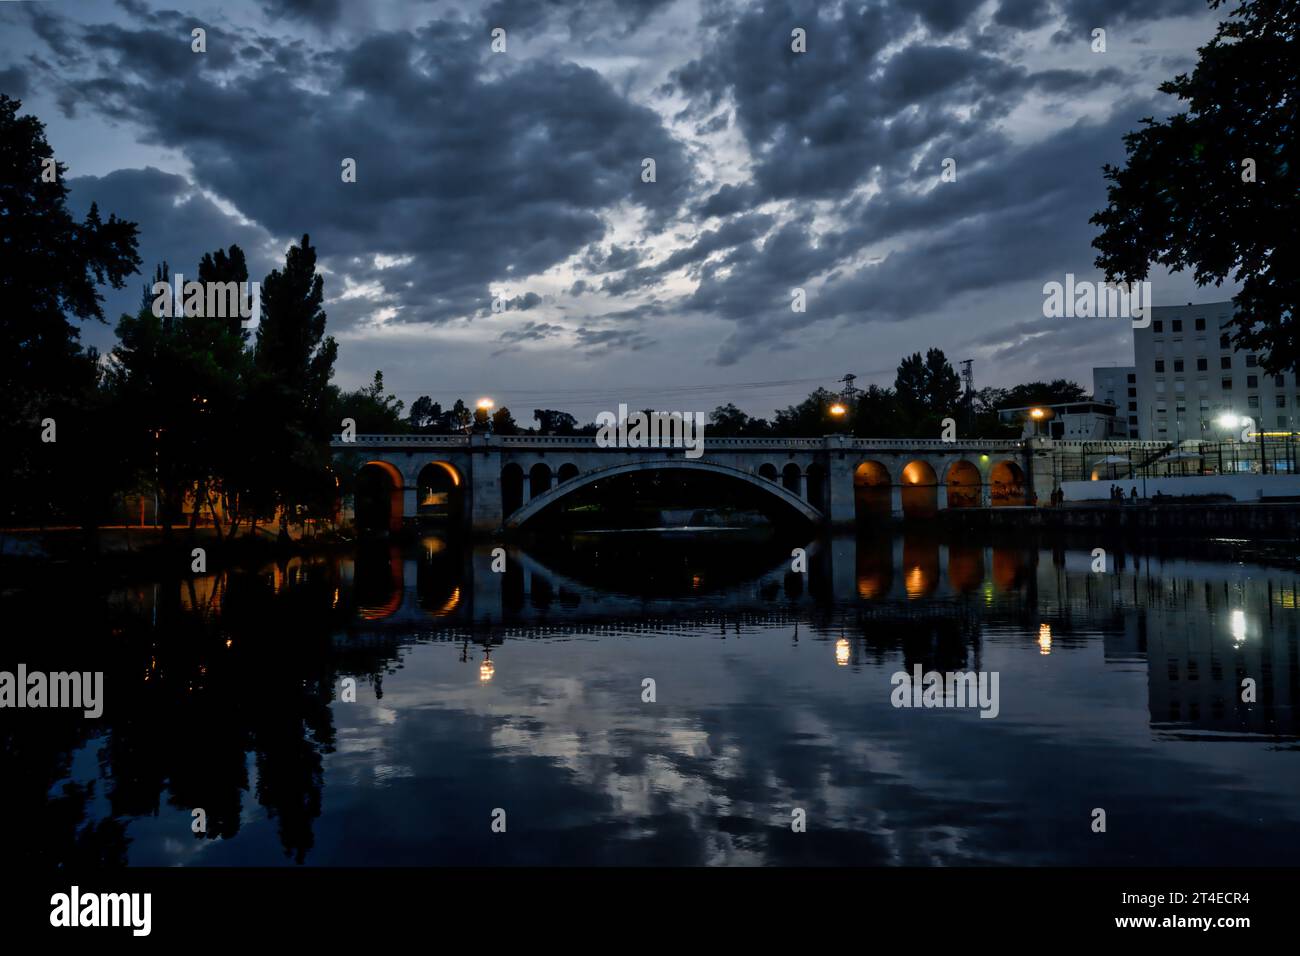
[1091,0,1298,375]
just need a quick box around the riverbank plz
[0,525,357,589]
[937,500,1300,536]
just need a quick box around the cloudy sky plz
[1,0,1236,419]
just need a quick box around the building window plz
[1196,358,1208,371]
[1276,375,1286,388]
[1246,354,1258,367]
[1127,373,1136,384]
[1220,333,1231,349]
[1154,320,1164,333]
[1195,318,1206,331]
[1278,394,1287,408]
[1128,401,1137,411]
[1127,387,1137,397]
[1247,375,1259,388]
[1222,377,1233,390]
[1220,356,1232,369]
[1174,359,1184,372]
[1129,415,1138,426]
[1155,360,1165,373]
[1248,395,1260,409]
[1172,319,1183,332]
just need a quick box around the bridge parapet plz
[332,434,1031,452]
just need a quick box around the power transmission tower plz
[960,360,975,431]
[836,372,859,405]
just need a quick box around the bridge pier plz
[889,485,904,519]
[468,436,504,534]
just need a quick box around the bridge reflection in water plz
[332,531,1298,742]
[5,529,1300,867]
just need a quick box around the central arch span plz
[502,459,824,529]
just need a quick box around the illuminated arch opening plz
[356,461,403,534]
[853,460,891,521]
[990,460,1027,507]
[417,461,464,522]
[900,460,938,518]
[945,460,981,509]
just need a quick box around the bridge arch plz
[990,459,1027,506]
[853,460,891,520]
[416,460,463,521]
[758,463,779,482]
[355,461,404,533]
[529,462,552,499]
[501,463,524,516]
[781,462,802,496]
[503,459,823,529]
[900,460,939,518]
[557,462,579,483]
[944,459,981,509]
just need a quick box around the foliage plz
[1091,0,1298,375]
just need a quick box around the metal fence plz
[1053,437,1300,483]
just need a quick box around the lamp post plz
[1029,406,1049,437]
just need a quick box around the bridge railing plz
[331,435,470,447]
[329,434,1031,451]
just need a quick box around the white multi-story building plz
[1092,365,1136,437]
[1133,301,1300,441]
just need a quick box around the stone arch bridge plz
[331,433,1082,533]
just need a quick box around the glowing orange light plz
[829,403,847,416]
[835,638,851,666]
[477,397,495,411]
[1038,623,1052,655]
[479,660,496,682]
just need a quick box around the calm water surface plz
[4,531,1299,866]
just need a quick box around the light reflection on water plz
[3,531,1300,867]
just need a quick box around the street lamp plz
[1028,406,1051,437]
[476,397,495,411]
[829,402,847,417]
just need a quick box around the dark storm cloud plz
[482,0,677,38]
[261,0,344,29]
[574,326,656,353]
[497,320,564,344]
[897,0,987,34]
[686,98,1163,364]
[0,65,27,97]
[9,0,1226,388]
[34,15,694,328]
[581,244,645,274]
[993,0,1056,30]
[504,292,544,311]
[1056,0,1208,31]
[670,0,1127,206]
